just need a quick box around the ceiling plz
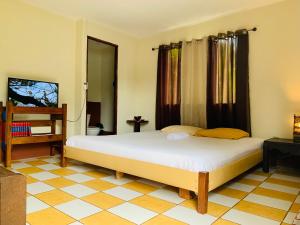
[22,0,284,37]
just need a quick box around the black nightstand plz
[263,138,300,172]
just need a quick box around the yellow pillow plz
[194,128,249,140]
[161,125,202,135]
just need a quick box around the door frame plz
[86,36,118,134]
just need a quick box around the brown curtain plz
[156,43,182,130]
[207,30,251,134]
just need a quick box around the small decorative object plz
[293,115,300,142]
[127,116,148,132]
[134,116,142,122]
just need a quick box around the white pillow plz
[166,132,189,141]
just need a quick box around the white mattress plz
[66,131,263,172]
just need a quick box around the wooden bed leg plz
[197,172,209,214]
[60,147,67,167]
[179,188,192,200]
[115,171,124,179]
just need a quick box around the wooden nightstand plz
[263,138,300,172]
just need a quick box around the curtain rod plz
[151,27,257,51]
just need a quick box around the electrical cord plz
[67,90,87,123]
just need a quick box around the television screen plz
[8,78,59,107]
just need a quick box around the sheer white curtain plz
[180,39,207,128]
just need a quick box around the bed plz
[62,131,263,214]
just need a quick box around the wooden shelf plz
[11,106,63,114]
[1,101,67,167]
[12,134,63,145]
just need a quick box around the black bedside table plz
[263,138,300,172]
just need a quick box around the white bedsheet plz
[66,131,263,172]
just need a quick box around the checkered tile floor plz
[8,155,300,225]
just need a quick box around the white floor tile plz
[260,182,300,195]
[101,175,133,185]
[27,182,55,195]
[27,196,50,214]
[226,182,256,192]
[244,193,292,211]
[244,174,267,182]
[55,199,101,220]
[12,162,31,169]
[137,178,166,188]
[36,164,61,171]
[68,222,84,225]
[104,187,142,201]
[61,184,97,198]
[149,189,185,204]
[67,165,92,173]
[42,157,60,163]
[164,205,216,225]
[65,174,95,183]
[222,209,280,225]
[208,193,240,207]
[30,172,59,181]
[271,173,300,183]
[284,212,297,224]
[109,202,157,224]
[21,157,39,162]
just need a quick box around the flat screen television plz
[8,78,59,107]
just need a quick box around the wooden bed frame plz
[62,146,262,214]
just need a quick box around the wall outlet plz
[84,82,88,90]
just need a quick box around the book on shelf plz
[11,122,32,137]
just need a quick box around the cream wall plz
[1,0,299,139]
[135,0,300,138]
[0,0,138,136]
[0,0,77,136]
[75,20,138,134]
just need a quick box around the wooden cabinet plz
[0,101,67,167]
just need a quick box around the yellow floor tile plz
[27,176,38,184]
[27,208,75,225]
[44,177,76,188]
[80,211,134,225]
[81,192,124,209]
[180,199,197,210]
[266,178,300,188]
[207,202,231,217]
[122,181,157,194]
[17,167,43,174]
[143,215,187,225]
[83,179,116,191]
[35,189,75,206]
[215,187,248,199]
[83,170,109,178]
[290,203,300,213]
[26,160,49,166]
[253,187,296,201]
[212,218,240,225]
[130,195,175,213]
[51,168,77,176]
[181,199,229,217]
[234,200,286,222]
[238,178,261,186]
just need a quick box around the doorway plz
[86,36,118,135]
